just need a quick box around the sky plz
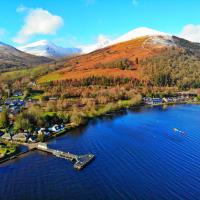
[1,0,200,47]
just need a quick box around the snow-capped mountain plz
[18,40,81,58]
[110,27,169,45]
[81,27,170,54]
[18,27,171,56]
[0,41,52,71]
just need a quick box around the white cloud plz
[179,24,200,43]
[79,34,111,53]
[14,8,64,44]
[97,34,110,44]
[132,0,138,6]
[16,4,28,12]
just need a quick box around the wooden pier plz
[37,143,95,170]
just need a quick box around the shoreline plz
[0,101,199,164]
[44,100,200,142]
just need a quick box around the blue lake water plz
[1,104,200,200]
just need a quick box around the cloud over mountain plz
[14,8,64,44]
[179,24,200,43]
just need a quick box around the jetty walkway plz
[37,143,94,170]
[0,142,94,170]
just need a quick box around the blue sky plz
[0,0,200,47]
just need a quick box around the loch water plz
[1,105,200,200]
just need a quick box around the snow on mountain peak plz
[81,27,170,54]
[18,40,81,58]
[17,27,171,56]
[111,27,169,45]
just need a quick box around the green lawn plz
[0,148,7,154]
[0,142,18,157]
[42,112,57,117]
[11,96,24,100]
[29,93,43,100]
[37,72,62,83]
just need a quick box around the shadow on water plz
[128,105,170,115]
[97,109,128,121]
[54,105,174,140]
[65,109,129,138]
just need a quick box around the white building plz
[49,124,65,133]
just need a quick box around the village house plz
[38,128,51,137]
[5,99,12,106]
[9,106,20,115]
[143,97,163,105]
[13,90,23,97]
[1,133,12,140]
[177,92,197,98]
[5,99,25,107]
[49,124,65,133]
[162,97,175,103]
[49,96,59,101]
[28,135,37,143]
[12,133,28,143]
[28,81,37,87]
[4,99,26,115]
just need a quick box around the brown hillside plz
[38,36,172,83]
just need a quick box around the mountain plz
[110,27,168,45]
[0,41,10,47]
[18,27,169,56]
[37,34,200,84]
[0,41,52,72]
[18,40,81,58]
[80,27,169,54]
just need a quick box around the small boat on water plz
[173,128,186,135]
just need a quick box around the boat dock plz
[37,143,95,170]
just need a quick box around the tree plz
[70,113,85,125]
[37,132,45,142]
[0,110,9,128]
[14,115,31,132]
[135,57,139,65]
[154,72,172,87]
[13,110,38,132]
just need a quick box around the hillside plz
[80,27,168,54]
[0,42,52,72]
[35,34,200,93]
[38,35,173,82]
[1,34,200,92]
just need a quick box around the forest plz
[140,48,200,89]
